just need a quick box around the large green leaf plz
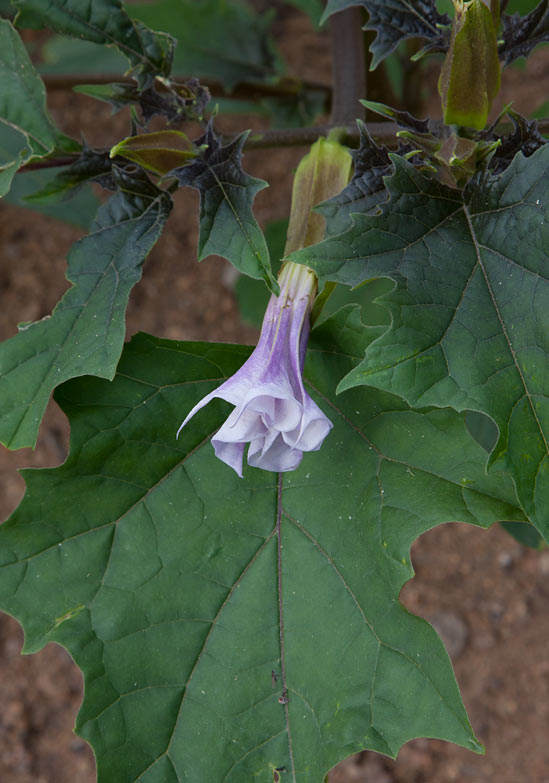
[0,19,75,197]
[292,147,549,541]
[171,124,278,294]
[321,0,450,68]
[14,0,174,88]
[0,169,172,450]
[0,309,526,781]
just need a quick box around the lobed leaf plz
[321,0,450,68]
[0,309,527,781]
[292,147,549,541]
[14,0,175,89]
[170,123,278,294]
[0,168,172,450]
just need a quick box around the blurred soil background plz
[1,4,549,781]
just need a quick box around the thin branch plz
[42,73,331,105]
[329,6,366,125]
[18,156,80,172]
[244,122,396,149]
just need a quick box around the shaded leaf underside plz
[0,311,526,782]
[292,147,549,542]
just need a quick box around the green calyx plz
[438,0,501,131]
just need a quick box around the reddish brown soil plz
[1,7,549,782]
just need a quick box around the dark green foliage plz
[170,123,278,293]
[293,147,549,541]
[0,315,527,780]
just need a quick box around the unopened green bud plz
[438,0,501,130]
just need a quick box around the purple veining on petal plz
[177,262,333,476]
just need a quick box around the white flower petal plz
[177,262,333,475]
[212,439,246,477]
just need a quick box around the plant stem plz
[43,73,331,104]
[245,121,396,149]
[329,6,367,125]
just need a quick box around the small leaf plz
[292,147,549,541]
[0,18,75,196]
[0,315,527,780]
[14,0,175,89]
[170,122,278,293]
[360,99,430,134]
[111,130,197,176]
[499,0,549,66]
[0,167,172,449]
[321,0,451,68]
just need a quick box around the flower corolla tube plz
[177,262,333,476]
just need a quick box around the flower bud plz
[438,0,501,130]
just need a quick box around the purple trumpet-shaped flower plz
[177,262,332,476]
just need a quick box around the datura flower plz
[177,261,332,476]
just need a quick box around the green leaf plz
[0,168,172,450]
[0,310,527,781]
[131,0,282,90]
[321,0,450,68]
[14,0,175,89]
[3,165,100,228]
[170,123,278,294]
[292,147,549,541]
[0,19,74,196]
